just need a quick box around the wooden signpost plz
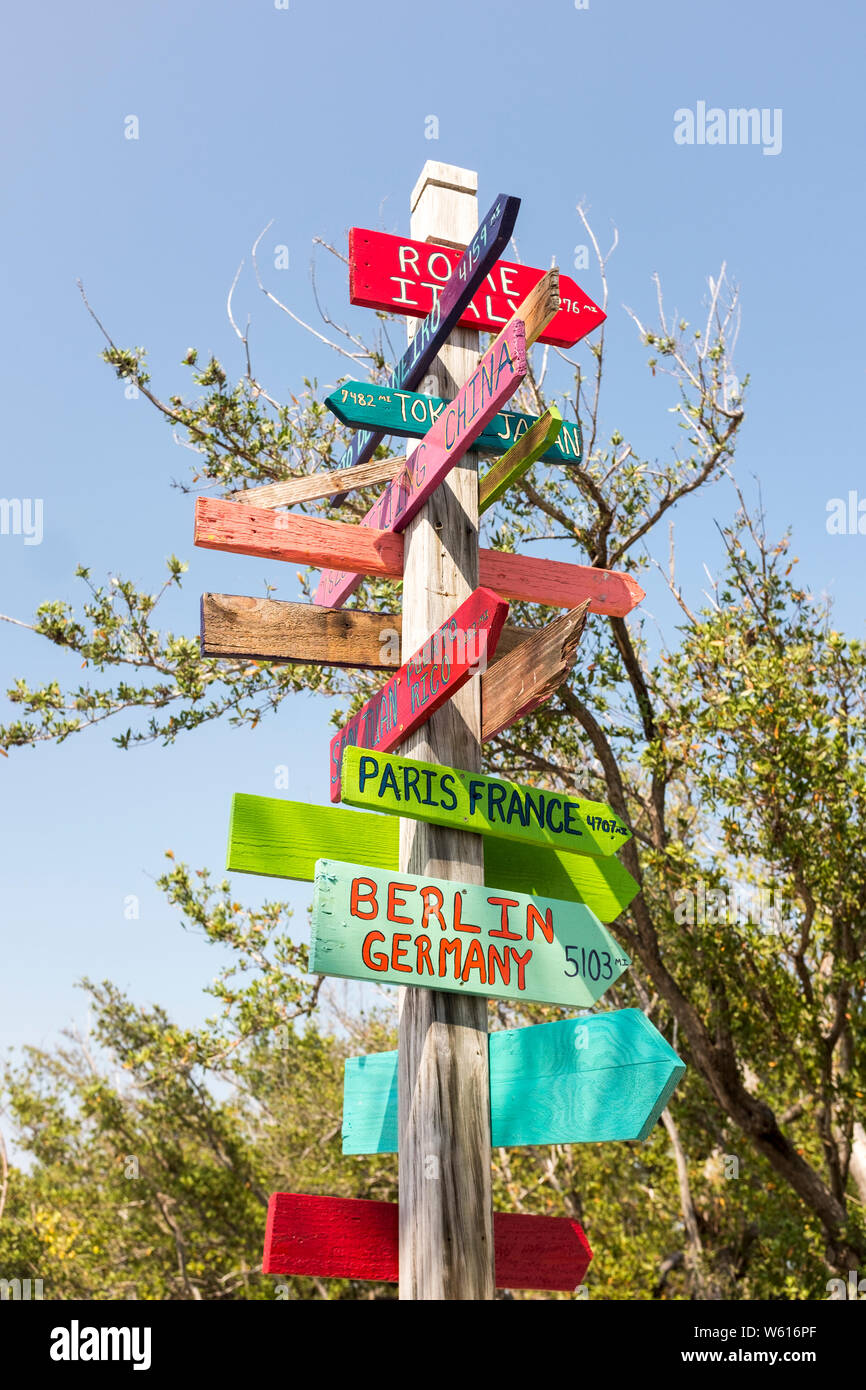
[327,586,509,801]
[263,1194,592,1293]
[226,793,641,922]
[342,1010,686,1154]
[191,162,666,1301]
[194,497,646,617]
[332,191,520,480]
[340,746,631,857]
[314,320,528,608]
[326,381,583,464]
[310,859,630,1008]
[348,226,605,347]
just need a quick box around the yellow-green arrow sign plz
[226,793,640,922]
[340,747,631,858]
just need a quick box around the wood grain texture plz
[200,593,400,668]
[227,794,400,878]
[328,587,508,800]
[310,858,630,1007]
[342,1009,686,1154]
[326,381,583,464]
[194,499,645,616]
[486,268,560,359]
[348,225,605,348]
[199,592,531,669]
[225,792,640,922]
[227,455,404,509]
[340,745,631,857]
[194,496,404,575]
[397,165,491,1302]
[481,602,589,740]
[331,193,520,483]
[479,406,562,512]
[262,1193,592,1292]
[480,550,645,616]
[313,320,528,608]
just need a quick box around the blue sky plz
[2,0,863,1080]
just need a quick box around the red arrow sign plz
[263,1193,593,1292]
[329,586,508,801]
[349,226,605,349]
[314,320,527,609]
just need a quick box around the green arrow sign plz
[325,381,583,465]
[226,794,640,923]
[309,859,630,1008]
[340,748,631,858]
[342,1009,685,1154]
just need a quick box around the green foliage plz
[1,256,863,1299]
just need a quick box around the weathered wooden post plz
[196,161,675,1300]
[397,162,493,1300]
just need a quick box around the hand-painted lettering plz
[387,882,416,925]
[420,885,446,933]
[453,892,480,934]
[526,903,555,944]
[487,895,522,941]
[351,877,378,920]
[361,931,389,972]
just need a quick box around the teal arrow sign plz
[325,381,583,465]
[342,1009,685,1154]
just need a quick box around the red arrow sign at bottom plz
[263,1193,592,1292]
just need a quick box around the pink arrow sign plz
[329,586,508,801]
[314,320,527,609]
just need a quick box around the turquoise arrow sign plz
[342,1009,685,1154]
[326,381,583,465]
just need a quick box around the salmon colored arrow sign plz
[263,1193,592,1292]
[193,498,646,617]
[328,585,508,801]
[314,320,527,609]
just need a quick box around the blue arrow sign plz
[342,1009,685,1154]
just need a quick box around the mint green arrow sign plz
[342,1009,685,1154]
[310,859,630,1008]
[326,381,583,464]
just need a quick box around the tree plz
[1,209,863,1298]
